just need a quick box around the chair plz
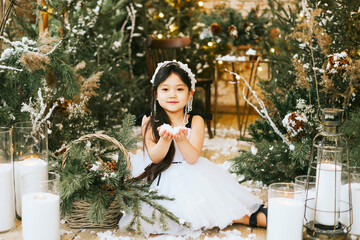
[144,36,214,138]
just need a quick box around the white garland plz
[225,69,294,151]
[151,60,197,92]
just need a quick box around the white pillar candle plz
[22,192,59,240]
[14,157,47,217]
[267,197,305,240]
[340,183,360,235]
[0,163,15,232]
[315,162,341,226]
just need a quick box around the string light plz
[270,48,275,53]
[236,75,241,80]
[198,1,204,7]
[257,66,263,72]
[207,41,213,47]
[169,24,177,32]
[159,12,164,18]
[299,12,304,18]
[218,60,223,65]
[157,34,163,39]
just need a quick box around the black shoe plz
[249,204,267,228]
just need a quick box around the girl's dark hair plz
[136,62,192,181]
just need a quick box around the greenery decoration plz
[231,0,360,185]
[199,4,270,51]
[54,114,189,233]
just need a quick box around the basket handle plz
[61,133,132,180]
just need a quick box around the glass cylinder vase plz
[12,122,48,218]
[340,167,360,236]
[0,127,15,232]
[267,182,305,240]
[22,172,60,240]
[295,175,316,222]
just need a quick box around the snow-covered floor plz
[0,127,268,240]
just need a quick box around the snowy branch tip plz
[225,69,295,151]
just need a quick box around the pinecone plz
[210,23,222,36]
[227,25,238,38]
[326,51,351,76]
[101,160,117,172]
[243,21,250,29]
[55,98,72,114]
[282,112,307,140]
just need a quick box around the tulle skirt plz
[119,153,262,236]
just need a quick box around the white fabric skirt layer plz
[119,153,262,236]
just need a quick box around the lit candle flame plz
[34,193,46,200]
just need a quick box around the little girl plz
[119,60,267,236]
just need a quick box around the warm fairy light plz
[270,48,275,53]
[198,1,204,7]
[299,12,304,18]
[47,8,53,14]
[157,34,163,39]
[169,24,177,32]
[159,12,164,18]
[218,60,223,65]
[257,66,263,72]
[207,41,213,47]
[236,75,241,80]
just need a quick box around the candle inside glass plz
[21,172,59,240]
[14,156,47,217]
[267,183,305,240]
[0,127,15,232]
[22,192,59,240]
[0,163,15,232]
[315,162,342,226]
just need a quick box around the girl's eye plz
[177,88,184,91]
[162,88,168,91]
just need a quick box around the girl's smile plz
[157,73,193,114]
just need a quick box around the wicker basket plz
[62,133,132,229]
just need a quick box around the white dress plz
[118,128,262,236]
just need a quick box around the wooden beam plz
[37,0,48,36]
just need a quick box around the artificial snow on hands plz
[159,124,186,135]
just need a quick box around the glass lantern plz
[12,122,48,218]
[303,108,352,239]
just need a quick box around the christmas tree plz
[231,0,360,185]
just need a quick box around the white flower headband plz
[150,60,197,92]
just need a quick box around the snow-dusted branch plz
[0,64,23,71]
[118,15,130,46]
[126,3,136,79]
[45,40,62,55]
[21,88,58,139]
[0,36,38,51]
[225,69,295,151]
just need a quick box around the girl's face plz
[156,73,193,114]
